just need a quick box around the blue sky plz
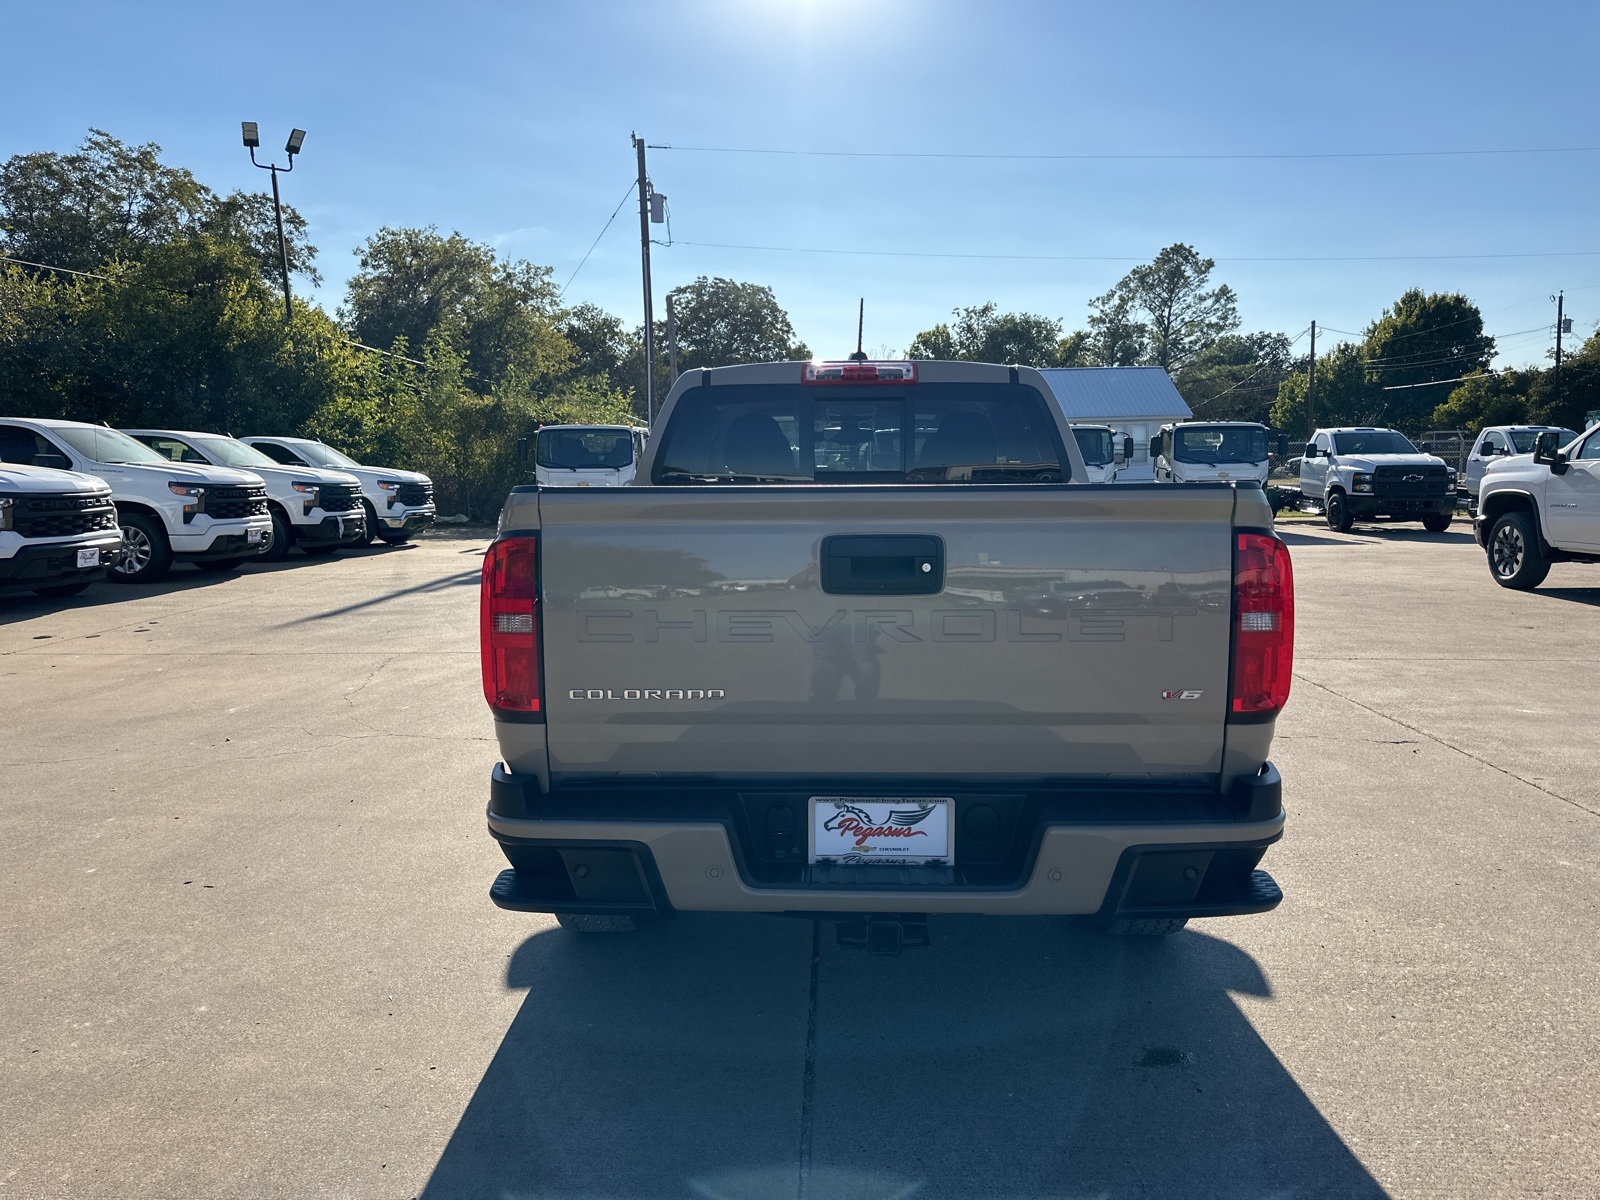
[4,0,1598,368]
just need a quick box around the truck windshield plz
[1509,429,1579,452]
[1333,431,1418,455]
[1072,427,1114,467]
[192,436,280,470]
[538,428,635,470]
[1174,426,1268,464]
[52,426,169,465]
[654,383,1067,484]
[293,443,360,469]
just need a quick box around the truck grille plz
[394,481,433,507]
[206,484,268,520]
[1373,466,1450,500]
[12,493,118,539]
[318,482,362,514]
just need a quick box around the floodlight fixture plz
[241,121,260,149]
[285,128,306,157]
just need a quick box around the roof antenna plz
[848,298,868,361]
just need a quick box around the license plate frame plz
[808,796,954,866]
[247,527,264,544]
[76,548,99,568]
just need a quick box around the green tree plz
[662,276,809,369]
[1270,342,1378,434]
[1431,370,1537,432]
[1530,327,1600,431]
[1360,289,1494,431]
[907,302,1064,366]
[342,227,569,395]
[1056,329,1093,367]
[1090,244,1238,371]
[1176,332,1293,423]
[0,129,317,285]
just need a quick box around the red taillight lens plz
[1231,532,1294,716]
[481,537,541,715]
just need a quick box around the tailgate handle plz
[820,535,944,595]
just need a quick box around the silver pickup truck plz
[480,360,1293,950]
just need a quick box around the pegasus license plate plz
[809,797,953,865]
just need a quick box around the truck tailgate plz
[535,485,1235,782]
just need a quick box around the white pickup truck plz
[1299,426,1456,533]
[0,462,123,598]
[0,419,272,582]
[1476,424,1600,589]
[243,437,435,545]
[126,429,367,560]
[1460,424,1581,514]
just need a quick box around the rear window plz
[653,383,1068,484]
[1174,426,1268,464]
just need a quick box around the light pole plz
[241,122,306,323]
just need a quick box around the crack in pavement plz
[1293,673,1595,818]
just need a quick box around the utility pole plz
[1306,320,1317,436]
[666,293,679,387]
[1554,291,1565,397]
[632,133,656,422]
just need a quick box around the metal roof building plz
[1036,367,1192,480]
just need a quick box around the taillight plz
[801,360,918,385]
[1231,532,1294,717]
[481,537,541,716]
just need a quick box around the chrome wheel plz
[114,524,153,576]
[1490,522,1523,578]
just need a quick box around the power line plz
[1189,326,1310,410]
[650,142,1600,164]
[557,181,637,297]
[672,239,1600,265]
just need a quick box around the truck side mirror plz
[516,437,529,463]
[1276,433,1289,458]
[1148,437,1161,460]
[1121,436,1134,463]
[1532,430,1568,474]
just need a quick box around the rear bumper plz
[485,763,1286,921]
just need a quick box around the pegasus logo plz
[822,803,936,848]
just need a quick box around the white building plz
[1037,366,1193,481]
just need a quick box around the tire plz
[1108,917,1189,937]
[357,500,379,547]
[1487,511,1551,590]
[555,913,638,934]
[193,558,245,573]
[300,544,338,558]
[108,512,173,584]
[32,581,92,598]
[1324,491,1353,533]
[1421,512,1452,533]
[257,507,293,563]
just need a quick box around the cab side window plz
[1480,432,1505,455]
[144,438,205,463]
[254,442,304,466]
[0,424,68,467]
[1576,430,1600,461]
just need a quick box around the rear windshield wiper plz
[656,469,808,484]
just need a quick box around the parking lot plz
[2,523,1597,1199]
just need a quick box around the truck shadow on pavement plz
[423,915,1388,1200]
[1534,587,1600,607]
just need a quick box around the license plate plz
[77,548,99,568]
[247,528,264,544]
[809,797,953,865]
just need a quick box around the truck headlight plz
[1352,473,1374,493]
[0,497,13,531]
[377,479,402,508]
[168,483,207,520]
[292,481,321,514]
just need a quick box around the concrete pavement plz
[1,524,1596,1198]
